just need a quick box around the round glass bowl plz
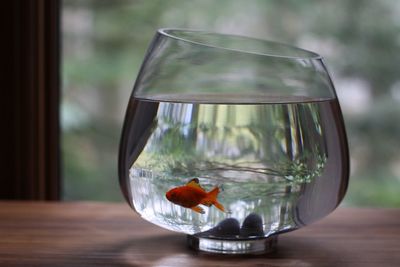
[118,29,349,254]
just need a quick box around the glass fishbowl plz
[118,28,349,254]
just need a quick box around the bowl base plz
[187,235,278,255]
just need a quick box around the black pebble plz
[240,213,264,237]
[207,218,240,237]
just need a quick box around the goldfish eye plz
[168,189,180,199]
[166,190,176,200]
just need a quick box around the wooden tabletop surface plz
[0,201,398,267]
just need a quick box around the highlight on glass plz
[118,28,349,254]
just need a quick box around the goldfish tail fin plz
[208,186,219,198]
[203,187,225,213]
[218,183,225,192]
[213,200,225,213]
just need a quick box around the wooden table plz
[0,202,398,267]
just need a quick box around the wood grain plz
[0,201,398,267]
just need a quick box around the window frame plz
[3,0,60,200]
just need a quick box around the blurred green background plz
[62,0,400,206]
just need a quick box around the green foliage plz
[62,0,400,206]
[346,170,400,207]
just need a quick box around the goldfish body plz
[165,178,225,214]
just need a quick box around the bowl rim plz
[158,28,322,60]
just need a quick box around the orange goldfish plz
[165,178,225,214]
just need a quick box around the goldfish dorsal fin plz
[186,178,205,191]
